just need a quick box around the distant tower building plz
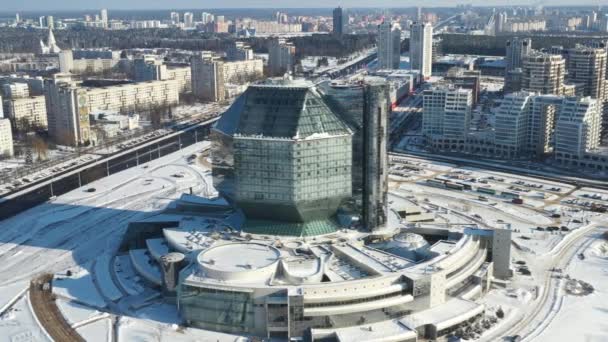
[100,9,108,28]
[521,52,566,95]
[191,55,225,102]
[134,55,168,82]
[410,22,433,78]
[15,13,20,24]
[333,7,346,36]
[417,7,423,21]
[201,12,213,25]
[505,37,532,72]
[170,12,180,24]
[268,38,296,76]
[377,19,401,69]
[184,12,194,28]
[495,12,508,34]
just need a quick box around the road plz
[481,224,602,341]
[389,151,608,190]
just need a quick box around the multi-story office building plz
[321,77,390,231]
[565,45,607,101]
[521,52,566,95]
[5,95,47,130]
[377,20,401,70]
[505,37,532,72]
[59,49,121,74]
[191,56,225,102]
[46,75,179,145]
[332,7,346,35]
[212,79,353,228]
[268,38,296,76]
[422,86,473,151]
[410,22,433,78]
[0,119,13,157]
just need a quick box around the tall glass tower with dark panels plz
[212,80,353,235]
[332,7,346,36]
[321,77,390,231]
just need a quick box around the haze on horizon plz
[4,0,603,12]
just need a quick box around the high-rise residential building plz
[565,45,607,101]
[422,85,473,149]
[494,11,508,34]
[170,12,180,24]
[377,20,401,70]
[100,9,108,28]
[134,55,168,82]
[184,12,194,28]
[505,37,532,72]
[0,119,13,157]
[555,97,602,157]
[5,96,47,130]
[191,55,225,102]
[226,41,254,61]
[212,79,353,233]
[332,7,346,36]
[494,92,533,158]
[201,12,213,25]
[410,22,433,78]
[268,38,296,76]
[321,77,390,231]
[521,52,566,95]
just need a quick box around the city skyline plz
[3,1,605,12]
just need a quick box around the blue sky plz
[4,0,598,12]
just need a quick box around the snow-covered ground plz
[0,141,212,289]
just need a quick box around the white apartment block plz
[222,59,263,84]
[377,20,401,70]
[46,77,179,145]
[422,86,473,150]
[555,97,601,157]
[410,22,433,78]
[0,119,13,157]
[494,92,532,158]
[2,82,29,98]
[167,66,191,93]
[5,95,47,129]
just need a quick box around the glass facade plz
[179,285,254,334]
